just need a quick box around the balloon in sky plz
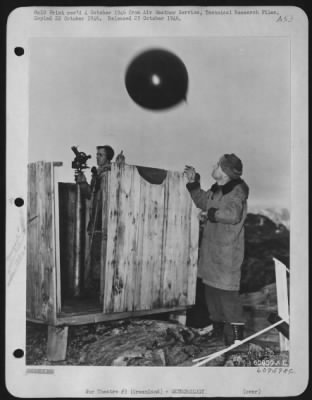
[125,49,188,110]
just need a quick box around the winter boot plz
[231,323,245,344]
[224,323,245,346]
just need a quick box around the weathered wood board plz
[27,161,62,323]
[103,164,199,314]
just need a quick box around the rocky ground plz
[26,318,288,367]
[26,213,289,366]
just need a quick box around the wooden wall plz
[27,161,199,322]
[27,161,61,323]
[103,164,199,314]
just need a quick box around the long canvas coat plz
[187,178,249,291]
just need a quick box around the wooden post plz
[100,172,109,306]
[47,325,69,362]
[27,161,62,324]
[274,258,290,351]
[52,163,62,314]
[73,184,83,297]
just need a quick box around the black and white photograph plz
[6,5,308,398]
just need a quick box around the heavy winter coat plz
[187,178,249,291]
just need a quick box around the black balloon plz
[125,48,188,110]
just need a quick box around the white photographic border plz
[6,5,308,397]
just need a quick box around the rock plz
[248,343,264,353]
[166,327,184,343]
[111,351,144,366]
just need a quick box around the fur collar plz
[210,178,244,195]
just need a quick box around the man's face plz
[211,160,224,181]
[96,148,108,167]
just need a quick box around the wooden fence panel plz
[188,200,200,305]
[134,176,165,311]
[27,161,60,323]
[161,171,193,307]
[99,172,109,304]
[103,165,142,313]
[104,164,199,314]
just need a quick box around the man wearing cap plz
[76,145,115,297]
[184,154,249,345]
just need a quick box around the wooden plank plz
[33,162,40,319]
[103,163,122,313]
[26,161,57,324]
[274,258,289,321]
[148,179,165,310]
[47,325,68,361]
[100,171,109,305]
[161,173,175,307]
[57,305,191,326]
[43,162,57,324]
[123,167,141,312]
[187,190,200,305]
[135,174,165,311]
[52,163,62,314]
[161,171,190,307]
[106,165,142,312]
[110,164,131,312]
[27,163,37,318]
[178,173,195,306]
[274,258,290,351]
[168,172,178,306]
[132,175,145,310]
[279,334,289,352]
[59,184,70,299]
[35,162,46,321]
[158,177,169,307]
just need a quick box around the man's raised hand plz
[184,165,196,182]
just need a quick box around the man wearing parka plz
[185,153,249,345]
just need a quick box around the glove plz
[115,150,126,165]
[207,207,218,223]
[198,211,208,222]
[184,165,196,182]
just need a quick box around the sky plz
[29,36,290,209]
